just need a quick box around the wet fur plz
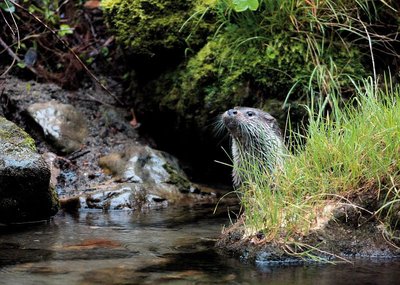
[219,107,285,186]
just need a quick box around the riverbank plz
[216,79,400,263]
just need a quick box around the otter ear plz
[262,113,282,136]
[262,113,276,124]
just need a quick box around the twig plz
[9,0,124,106]
[0,0,20,77]
[67,149,91,161]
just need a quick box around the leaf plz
[100,46,109,57]
[58,24,74,37]
[0,0,15,13]
[232,0,259,12]
[17,62,26,69]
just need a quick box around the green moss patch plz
[102,0,215,57]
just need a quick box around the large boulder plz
[0,116,59,223]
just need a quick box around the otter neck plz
[231,134,285,187]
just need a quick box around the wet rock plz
[1,77,223,212]
[27,100,88,153]
[69,144,207,210]
[64,181,215,211]
[0,116,59,223]
[78,183,169,211]
[58,145,219,211]
[99,145,194,192]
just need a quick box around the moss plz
[163,163,191,192]
[47,184,60,215]
[102,0,216,57]
[0,116,37,152]
[143,27,366,130]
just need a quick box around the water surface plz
[0,205,399,284]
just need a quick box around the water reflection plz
[0,206,399,285]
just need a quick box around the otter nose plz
[227,109,238,116]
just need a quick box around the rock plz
[78,183,169,211]
[98,106,138,139]
[62,180,214,211]
[57,145,216,211]
[0,116,59,223]
[42,152,61,188]
[99,145,193,192]
[1,77,223,212]
[27,100,88,153]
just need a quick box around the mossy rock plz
[0,116,59,223]
[102,0,216,58]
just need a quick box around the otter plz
[220,107,285,186]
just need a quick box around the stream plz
[1,205,400,285]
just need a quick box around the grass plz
[237,77,400,247]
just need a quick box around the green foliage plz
[26,0,62,25]
[101,0,398,138]
[0,0,15,13]
[57,24,74,37]
[231,0,259,12]
[138,0,396,136]
[153,13,366,128]
[215,0,385,97]
[102,0,216,57]
[239,78,400,246]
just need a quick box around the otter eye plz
[246,111,255,117]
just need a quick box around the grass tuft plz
[238,77,400,250]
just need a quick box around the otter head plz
[220,107,284,187]
[222,107,281,145]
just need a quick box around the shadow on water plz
[1,205,400,284]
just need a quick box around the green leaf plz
[86,57,94,65]
[100,46,109,57]
[58,24,74,37]
[17,62,26,69]
[0,0,15,13]
[266,45,277,60]
[232,0,259,12]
